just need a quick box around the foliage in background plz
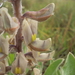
[44,52,75,75]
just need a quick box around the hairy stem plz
[11,0,22,19]
[11,0,23,52]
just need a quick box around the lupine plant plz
[0,0,55,75]
[0,0,75,75]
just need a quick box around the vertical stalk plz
[11,0,22,19]
[10,0,23,52]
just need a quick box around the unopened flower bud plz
[12,52,28,74]
[22,19,38,45]
[0,7,19,34]
[37,53,51,62]
[29,38,52,52]
[32,50,55,62]
[23,3,55,21]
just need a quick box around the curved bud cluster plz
[22,3,55,52]
[22,18,52,52]
[21,3,55,71]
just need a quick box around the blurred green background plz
[3,0,75,59]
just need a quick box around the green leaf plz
[61,52,75,75]
[57,69,61,75]
[8,54,15,65]
[44,59,64,75]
